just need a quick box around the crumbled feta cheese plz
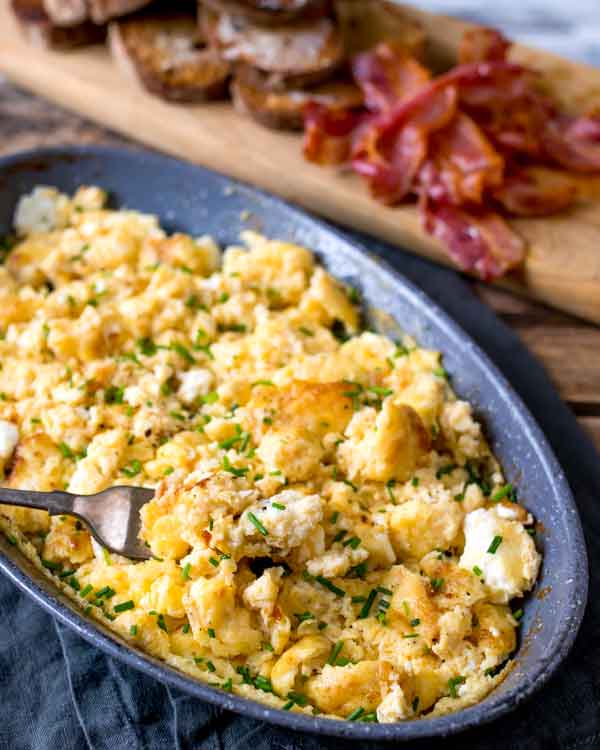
[0,420,19,459]
[177,368,214,404]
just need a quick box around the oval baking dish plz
[0,146,588,742]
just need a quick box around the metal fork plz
[0,486,155,560]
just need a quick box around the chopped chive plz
[42,559,62,571]
[333,530,347,543]
[513,608,524,621]
[299,326,314,337]
[294,612,315,623]
[328,640,344,665]
[202,391,219,404]
[386,479,396,503]
[342,536,361,549]
[121,459,142,478]
[58,442,75,459]
[376,586,393,596]
[351,595,366,604]
[330,511,339,524]
[209,557,220,567]
[448,675,466,698]
[473,565,483,577]
[254,676,273,693]
[206,661,216,672]
[207,627,216,638]
[491,484,514,502]
[347,707,365,721]
[358,589,377,619]
[182,623,191,634]
[487,535,503,554]
[222,455,249,477]
[283,700,294,710]
[412,477,420,487]
[430,578,444,592]
[318,621,328,630]
[164,466,174,476]
[403,633,418,639]
[129,625,138,636]
[80,584,93,598]
[181,564,191,582]
[247,512,268,536]
[95,586,116,599]
[436,464,456,479]
[221,678,233,692]
[315,575,345,598]
[272,502,286,511]
[412,697,420,713]
[157,614,168,632]
[361,712,378,723]
[410,618,421,627]
[114,600,135,613]
[262,642,274,652]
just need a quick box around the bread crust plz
[109,13,231,102]
[201,7,345,89]
[232,70,362,130]
[201,0,331,27]
[12,0,105,48]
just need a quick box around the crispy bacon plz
[300,26,600,281]
[352,41,431,112]
[543,115,600,172]
[493,167,578,216]
[420,113,504,205]
[351,85,458,203]
[423,202,525,280]
[459,28,511,64]
[303,102,359,164]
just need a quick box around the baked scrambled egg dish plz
[0,186,541,723]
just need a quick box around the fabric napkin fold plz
[1,236,598,750]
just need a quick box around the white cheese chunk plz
[0,420,19,459]
[459,507,541,603]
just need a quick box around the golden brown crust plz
[232,70,362,130]
[201,0,332,27]
[109,12,231,103]
[201,7,345,89]
[12,0,106,48]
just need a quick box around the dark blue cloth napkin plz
[1,237,598,750]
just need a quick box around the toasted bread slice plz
[334,0,426,60]
[232,69,362,130]
[201,0,331,27]
[41,0,153,26]
[12,0,105,48]
[110,12,231,102]
[201,8,345,89]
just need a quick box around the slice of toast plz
[232,70,362,130]
[109,11,231,102]
[201,0,331,27]
[41,0,153,26]
[201,7,345,89]
[12,0,105,48]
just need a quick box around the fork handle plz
[0,488,75,515]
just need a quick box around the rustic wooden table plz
[1,79,599,453]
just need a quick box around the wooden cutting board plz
[1,3,600,323]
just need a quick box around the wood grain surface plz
[1,78,599,453]
[1,2,600,324]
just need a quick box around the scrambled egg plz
[0,186,541,723]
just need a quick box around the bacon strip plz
[303,102,359,164]
[543,115,600,172]
[300,27,600,281]
[423,202,525,280]
[352,40,431,112]
[420,113,504,205]
[352,86,458,203]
